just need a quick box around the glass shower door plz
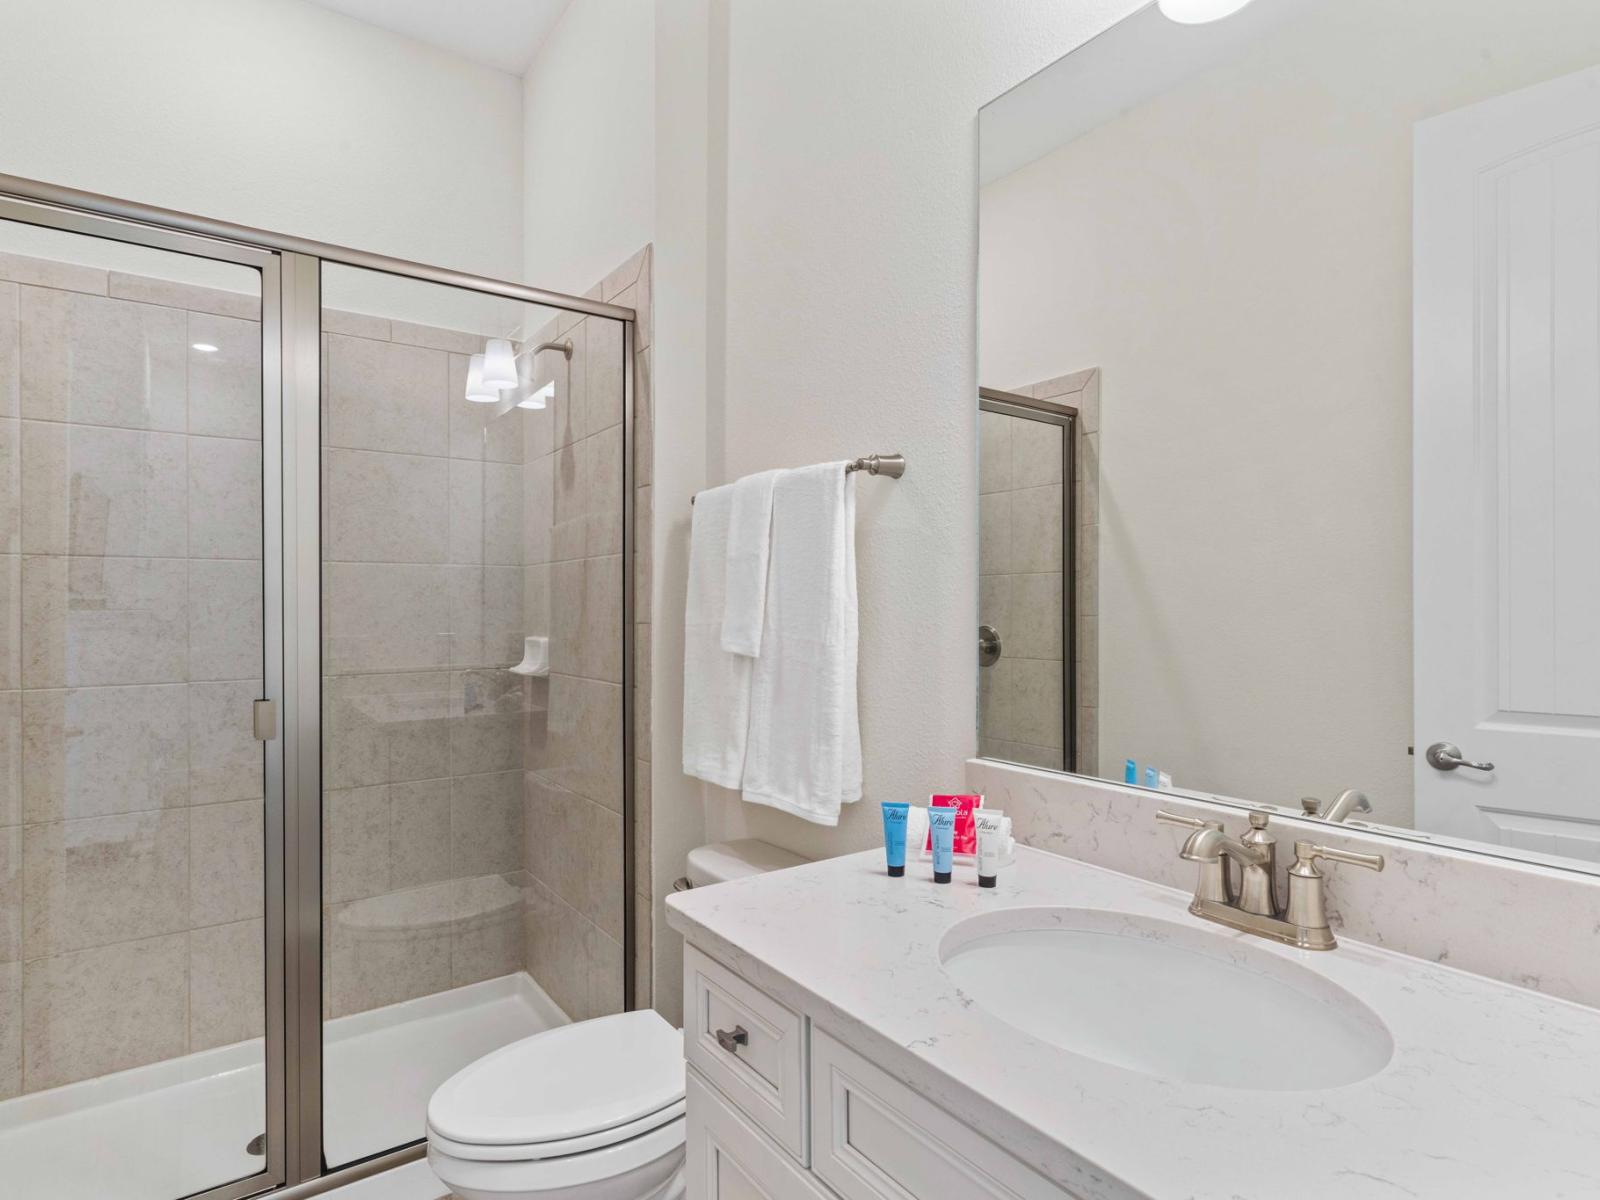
[0,210,279,1200]
[318,262,629,1168]
[0,176,637,1196]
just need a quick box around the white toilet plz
[425,839,809,1200]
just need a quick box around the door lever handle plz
[978,624,1002,668]
[1425,742,1494,772]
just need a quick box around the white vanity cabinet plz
[684,945,810,1162]
[687,1072,833,1200]
[683,943,1081,1200]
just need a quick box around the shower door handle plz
[978,624,1002,668]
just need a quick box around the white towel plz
[721,469,781,657]
[682,483,753,789]
[741,463,862,825]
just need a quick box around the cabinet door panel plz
[810,1029,1077,1200]
[684,945,809,1163]
[687,1069,832,1200]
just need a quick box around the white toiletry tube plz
[975,809,1006,889]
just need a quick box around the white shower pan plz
[0,972,565,1200]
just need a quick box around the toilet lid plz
[428,1010,685,1147]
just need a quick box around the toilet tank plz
[684,839,810,888]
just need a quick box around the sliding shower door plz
[0,206,283,1200]
[317,263,630,1169]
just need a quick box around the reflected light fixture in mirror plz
[464,352,500,403]
[481,336,518,389]
[518,379,556,410]
[1157,0,1255,23]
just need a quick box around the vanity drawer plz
[684,944,809,1164]
[687,1070,832,1200]
[810,1029,1074,1200]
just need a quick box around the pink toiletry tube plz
[926,794,983,857]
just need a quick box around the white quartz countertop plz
[666,846,1600,1200]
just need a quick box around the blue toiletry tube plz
[1145,766,1159,789]
[928,807,957,884]
[881,802,910,877]
[1124,759,1137,785]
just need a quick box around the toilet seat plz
[427,1112,686,1198]
[427,1009,685,1163]
[427,1098,686,1162]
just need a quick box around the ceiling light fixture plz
[1157,0,1255,24]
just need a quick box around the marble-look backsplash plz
[968,758,1600,1008]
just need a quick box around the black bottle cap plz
[978,875,997,889]
[934,870,952,884]
[887,864,905,877]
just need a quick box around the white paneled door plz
[1415,65,1600,861]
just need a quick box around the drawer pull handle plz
[714,1025,749,1054]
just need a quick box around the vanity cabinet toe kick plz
[683,944,1085,1200]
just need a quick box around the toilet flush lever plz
[714,1025,749,1054]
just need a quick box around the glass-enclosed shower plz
[0,181,634,1200]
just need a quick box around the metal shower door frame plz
[978,387,1078,771]
[0,175,639,1200]
[0,191,290,1200]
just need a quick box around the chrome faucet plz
[1157,810,1383,950]
[1165,811,1278,916]
[1305,789,1371,823]
[1154,812,1234,906]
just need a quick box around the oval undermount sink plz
[939,908,1393,1091]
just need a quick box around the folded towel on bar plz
[721,469,782,658]
[682,482,755,789]
[740,462,862,825]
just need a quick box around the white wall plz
[648,0,718,1026]
[978,0,1600,826]
[663,0,1142,863]
[649,3,1153,1015]
[0,0,523,280]
[521,0,655,293]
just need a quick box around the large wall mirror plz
[977,0,1600,875]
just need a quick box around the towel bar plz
[691,453,905,504]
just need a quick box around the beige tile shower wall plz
[522,246,652,1020]
[977,370,1099,776]
[0,254,266,1098]
[978,409,1064,769]
[320,316,527,1020]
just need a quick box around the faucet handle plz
[1156,810,1219,831]
[1294,841,1384,873]
[1159,812,1232,907]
